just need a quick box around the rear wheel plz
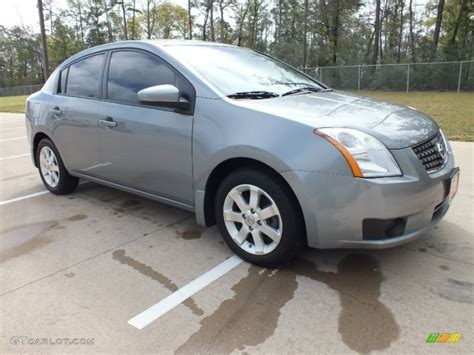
[37,138,79,195]
[215,168,305,267]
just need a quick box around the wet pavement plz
[1,112,473,353]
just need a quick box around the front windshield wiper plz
[281,86,323,97]
[227,87,332,100]
[227,91,279,100]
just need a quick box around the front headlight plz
[315,128,402,177]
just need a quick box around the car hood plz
[230,90,439,149]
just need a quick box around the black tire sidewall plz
[215,168,305,267]
[37,138,78,195]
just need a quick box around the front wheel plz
[37,138,79,195]
[215,168,305,267]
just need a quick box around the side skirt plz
[71,172,195,212]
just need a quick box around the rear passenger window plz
[107,51,177,105]
[66,54,104,98]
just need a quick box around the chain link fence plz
[2,61,473,95]
[301,61,474,93]
[0,84,43,97]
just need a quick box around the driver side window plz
[107,51,178,105]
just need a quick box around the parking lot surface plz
[1,112,473,353]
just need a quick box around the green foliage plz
[152,2,188,39]
[441,0,472,61]
[0,26,43,87]
[48,17,85,68]
[1,0,472,88]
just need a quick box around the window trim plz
[55,51,108,101]
[57,66,69,94]
[102,48,196,115]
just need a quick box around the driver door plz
[94,50,195,206]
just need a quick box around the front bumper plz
[282,146,458,249]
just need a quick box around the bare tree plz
[277,0,282,44]
[249,0,265,49]
[188,0,193,39]
[408,0,415,62]
[209,1,215,41]
[103,0,115,42]
[397,0,405,63]
[120,1,128,39]
[69,0,85,44]
[331,0,341,65]
[37,0,49,80]
[199,0,215,41]
[130,0,142,40]
[449,0,467,46]
[44,0,54,35]
[218,0,233,42]
[372,0,381,65]
[202,1,209,40]
[236,0,250,46]
[433,0,445,51]
[143,0,159,39]
[303,0,309,67]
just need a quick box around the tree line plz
[0,0,472,87]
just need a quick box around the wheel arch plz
[32,131,53,167]
[200,157,305,236]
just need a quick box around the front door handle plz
[99,117,117,128]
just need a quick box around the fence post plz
[357,65,361,92]
[319,67,322,82]
[457,62,463,93]
[406,64,410,93]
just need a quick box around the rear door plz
[94,49,195,206]
[51,53,105,173]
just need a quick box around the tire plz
[215,168,305,268]
[36,138,79,195]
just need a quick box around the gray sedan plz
[26,40,459,267]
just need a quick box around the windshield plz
[165,45,323,96]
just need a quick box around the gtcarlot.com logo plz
[10,336,95,346]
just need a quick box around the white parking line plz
[0,153,30,161]
[0,126,24,131]
[0,136,27,142]
[128,255,244,329]
[0,181,88,206]
[0,190,50,206]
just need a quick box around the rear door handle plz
[49,106,62,116]
[99,117,117,128]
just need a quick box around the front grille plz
[412,133,447,172]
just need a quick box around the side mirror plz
[138,84,190,111]
[138,84,179,103]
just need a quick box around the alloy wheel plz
[39,146,60,187]
[223,184,283,255]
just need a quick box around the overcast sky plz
[0,0,189,32]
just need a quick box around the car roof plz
[60,40,236,66]
[84,39,236,51]
[143,39,235,48]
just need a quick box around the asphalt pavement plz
[1,112,473,353]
